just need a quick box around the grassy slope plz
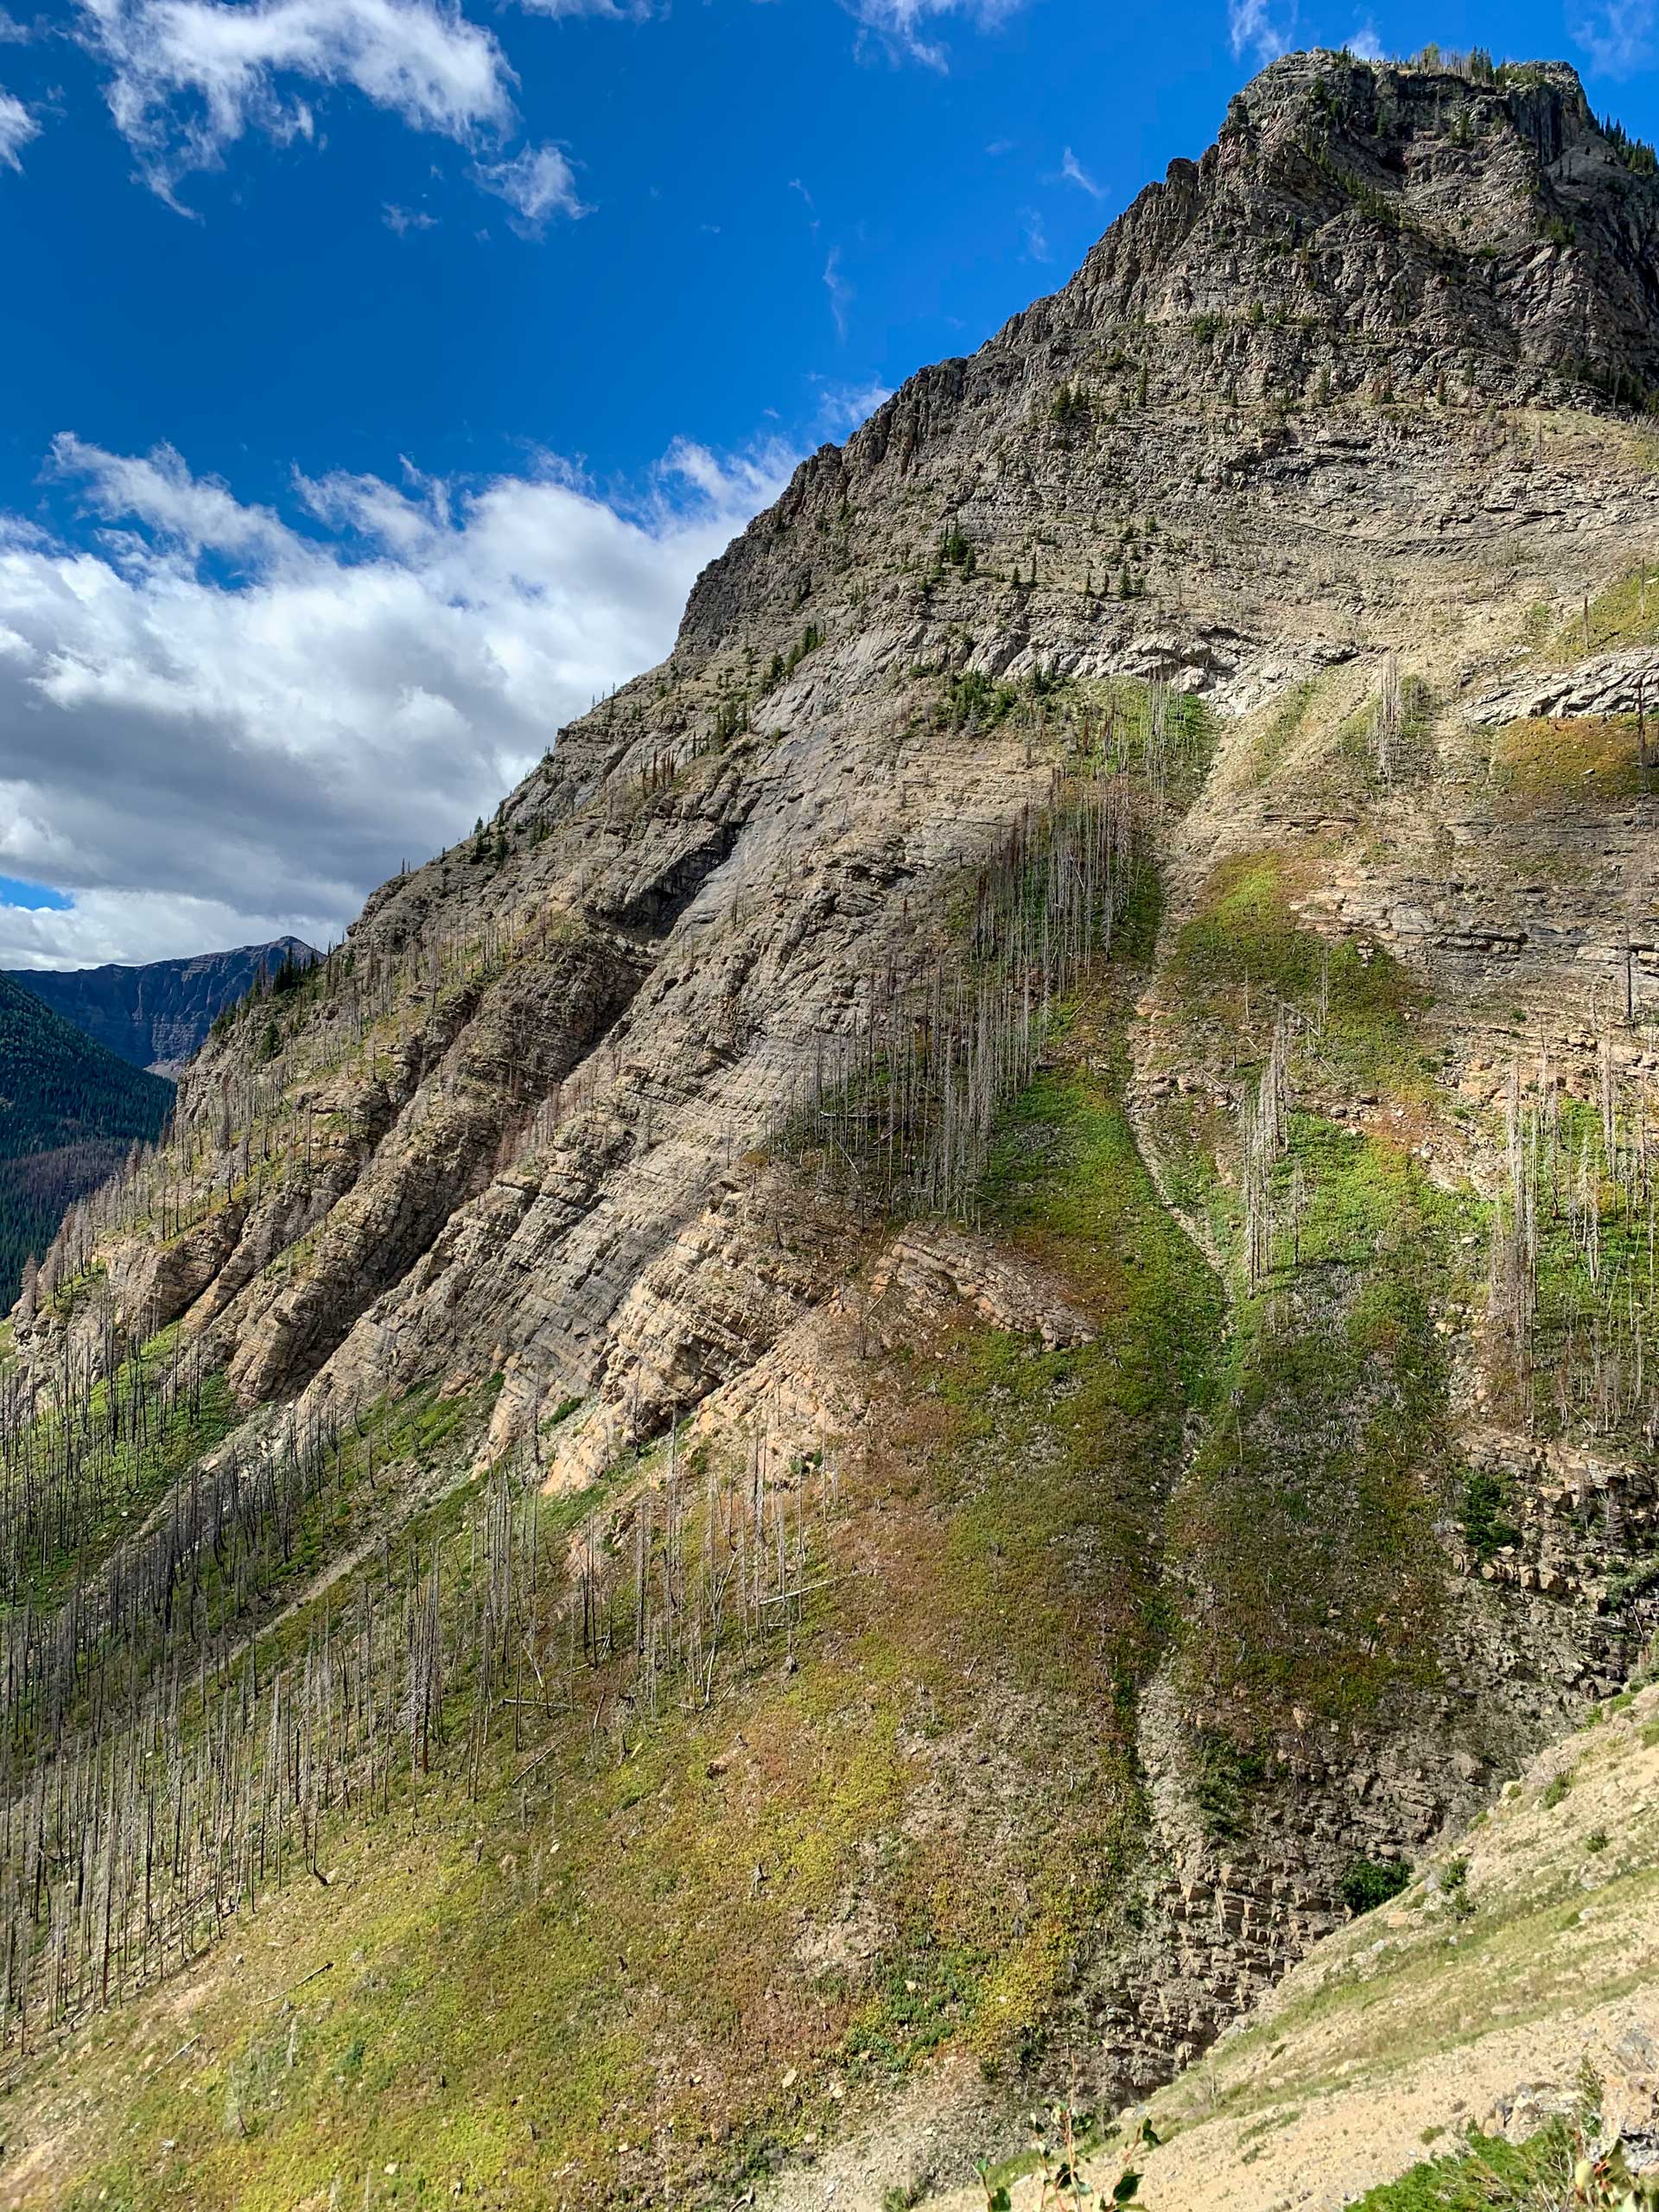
[1061,1685,1659,2212]
[1,1001,1226,2212]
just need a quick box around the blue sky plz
[0,0,1652,967]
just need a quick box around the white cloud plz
[1058,144,1102,198]
[0,432,792,966]
[823,245,851,340]
[845,0,1024,72]
[809,378,889,433]
[0,84,36,167]
[78,0,517,200]
[1228,0,1292,63]
[471,138,587,229]
[1346,19,1382,59]
[1573,0,1655,74]
[512,0,651,16]
[384,200,436,230]
[1020,206,1048,260]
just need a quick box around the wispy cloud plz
[512,0,652,15]
[1573,0,1656,75]
[810,378,890,434]
[0,83,36,166]
[823,245,852,340]
[1346,18,1382,58]
[1227,0,1293,63]
[472,140,588,231]
[1059,143,1103,198]
[77,0,517,204]
[1020,206,1049,260]
[843,0,1026,73]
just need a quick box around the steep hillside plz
[7,45,1659,2211]
[923,1681,1659,2212]
[7,938,318,1075]
[0,972,172,1311]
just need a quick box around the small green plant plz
[1340,1857,1411,1916]
[1458,1467,1520,1560]
[1049,382,1090,430]
[1541,1770,1573,1809]
[1586,1828,1610,1853]
[940,524,977,575]
[1440,1854,1476,1921]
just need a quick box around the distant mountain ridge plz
[0,971,172,1303]
[7,937,318,1074]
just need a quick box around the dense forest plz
[0,976,172,1306]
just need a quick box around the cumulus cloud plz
[1573,0,1655,75]
[471,138,587,228]
[78,0,516,200]
[844,0,1024,72]
[0,84,37,167]
[1228,0,1292,64]
[0,433,792,968]
[1346,19,1382,59]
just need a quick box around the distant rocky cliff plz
[7,936,316,1073]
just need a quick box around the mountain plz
[7,46,1659,2210]
[0,970,173,1311]
[5,936,318,1075]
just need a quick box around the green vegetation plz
[1487,715,1652,805]
[1349,2123,1575,2210]
[763,620,824,690]
[1167,854,1434,1100]
[1459,1466,1520,1560]
[1173,1119,1462,1732]
[1340,1856,1411,1915]
[1601,113,1659,175]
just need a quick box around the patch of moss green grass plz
[1347,2124,1573,2209]
[1547,567,1659,662]
[1168,854,1437,1103]
[1,1340,238,1608]
[1172,1115,1478,1738]
[1488,715,1653,807]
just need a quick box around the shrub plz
[1340,1857,1411,1916]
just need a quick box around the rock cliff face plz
[13,48,1659,2212]
[7,936,317,1074]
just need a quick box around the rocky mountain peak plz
[677,49,1659,671]
[13,50,1659,2209]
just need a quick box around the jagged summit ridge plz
[686,48,1659,663]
